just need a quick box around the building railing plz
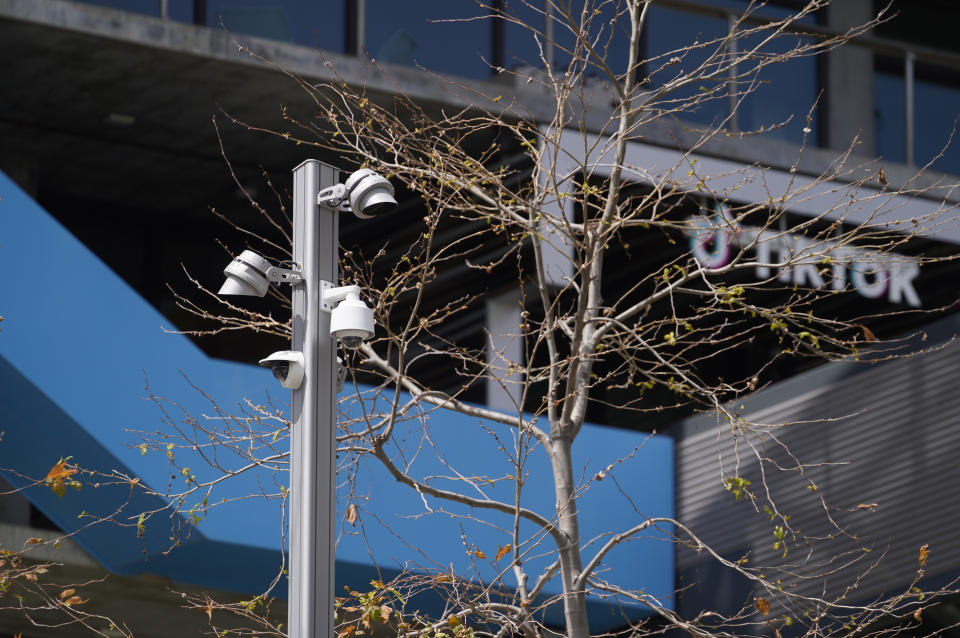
[71,0,960,172]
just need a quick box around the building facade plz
[1,0,959,636]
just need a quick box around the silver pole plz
[355,0,366,55]
[544,2,554,70]
[905,51,916,167]
[291,160,339,638]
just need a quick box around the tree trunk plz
[549,435,590,638]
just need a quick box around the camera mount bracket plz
[317,184,351,212]
[320,281,363,312]
[266,264,304,285]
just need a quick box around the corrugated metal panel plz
[675,318,960,616]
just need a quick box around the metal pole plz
[905,51,916,167]
[291,160,339,638]
[727,13,739,133]
[544,2,554,70]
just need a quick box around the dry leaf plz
[205,600,213,622]
[914,607,923,622]
[59,589,76,600]
[495,544,512,562]
[64,595,88,606]
[471,548,487,560]
[345,504,358,526]
[337,624,356,638]
[380,604,392,621]
[860,324,878,342]
[918,544,929,568]
[45,460,79,498]
[856,503,878,511]
[754,597,771,616]
[25,537,42,545]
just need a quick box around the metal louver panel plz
[675,314,960,617]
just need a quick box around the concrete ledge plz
[0,522,99,567]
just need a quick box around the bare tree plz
[138,1,960,638]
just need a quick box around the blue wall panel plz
[0,170,673,628]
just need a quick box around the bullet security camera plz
[344,169,397,219]
[322,285,374,349]
[258,350,305,389]
[218,250,303,297]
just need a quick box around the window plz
[364,0,492,79]
[204,0,344,51]
[645,1,820,144]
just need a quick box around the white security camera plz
[344,169,397,219]
[258,350,305,389]
[218,250,303,297]
[322,285,374,349]
[220,250,272,297]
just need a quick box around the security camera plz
[220,250,272,297]
[218,250,303,297]
[258,350,305,389]
[344,169,397,219]
[322,285,374,349]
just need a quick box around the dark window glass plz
[914,76,960,174]
[502,0,546,71]
[207,0,344,52]
[365,0,492,79]
[875,63,960,175]
[645,1,819,143]
[735,3,819,143]
[644,5,729,127]
[874,68,905,164]
[166,0,195,23]
[546,1,632,78]
[872,3,960,175]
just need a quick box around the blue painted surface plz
[0,170,673,629]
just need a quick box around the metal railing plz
[76,0,960,168]
[659,0,960,168]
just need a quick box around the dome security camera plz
[323,285,374,349]
[219,250,272,297]
[258,350,305,389]
[344,169,397,219]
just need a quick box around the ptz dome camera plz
[322,285,374,349]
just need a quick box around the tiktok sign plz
[686,205,922,308]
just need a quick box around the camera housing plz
[218,251,302,297]
[219,250,272,297]
[258,350,305,389]
[322,285,374,349]
[344,168,397,219]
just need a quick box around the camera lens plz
[340,335,363,350]
[271,363,289,382]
